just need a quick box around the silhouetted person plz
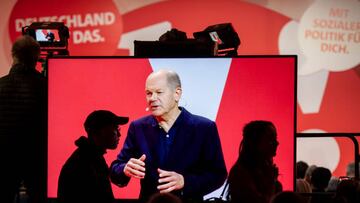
[227,120,280,203]
[271,191,306,203]
[327,176,340,192]
[57,110,129,203]
[346,162,360,178]
[310,167,332,203]
[296,179,312,203]
[147,193,183,203]
[297,161,309,179]
[311,167,331,192]
[333,179,360,203]
[304,165,317,185]
[296,179,312,193]
[0,35,46,203]
[45,31,55,42]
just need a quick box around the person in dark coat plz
[57,110,129,203]
[0,35,46,203]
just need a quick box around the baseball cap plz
[84,110,129,132]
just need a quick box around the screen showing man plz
[35,29,59,42]
[47,57,296,200]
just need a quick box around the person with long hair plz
[228,120,280,203]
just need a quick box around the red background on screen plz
[48,57,295,199]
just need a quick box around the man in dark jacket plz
[0,35,47,203]
[111,70,227,202]
[57,110,128,203]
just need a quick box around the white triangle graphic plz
[149,58,231,121]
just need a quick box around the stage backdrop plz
[47,56,296,199]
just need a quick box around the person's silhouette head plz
[304,165,317,184]
[271,191,306,203]
[296,161,309,179]
[228,120,280,203]
[239,120,278,162]
[334,179,360,203]
[311,166,331,191]
[11,35,40,68]
[147,193,182,203]
[84,110,129,150]
[346,162,360,178]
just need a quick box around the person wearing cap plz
[110,70,227,202]
[57,110,128,203]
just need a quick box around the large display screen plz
[47,56,296,199]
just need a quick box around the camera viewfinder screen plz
[35,29,60,42]
[47,56,296,199]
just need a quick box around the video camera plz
[22,22,70,76]
[193,23,240,56]
[22,22,69,54]
[134,23,240,57]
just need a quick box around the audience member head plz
[304,165,317,184]
[11,35,40,68]
[271,191,306,203]
[327,176,340,192]
[297,161,309,179]
[311,166,332,191]
[238,120,278,163]
[346,162,360,178]
[84,110,128,150]
[147,193,182,203]
[333,179,360,203]
[296,179,312,193]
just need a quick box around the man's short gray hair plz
[165,70,181,90]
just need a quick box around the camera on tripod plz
[22,22,70,76]
[22,22,70,55]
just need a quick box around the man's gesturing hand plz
[123,154,146,179]
[157,168,184,193]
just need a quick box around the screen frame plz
[46,55,297,200]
